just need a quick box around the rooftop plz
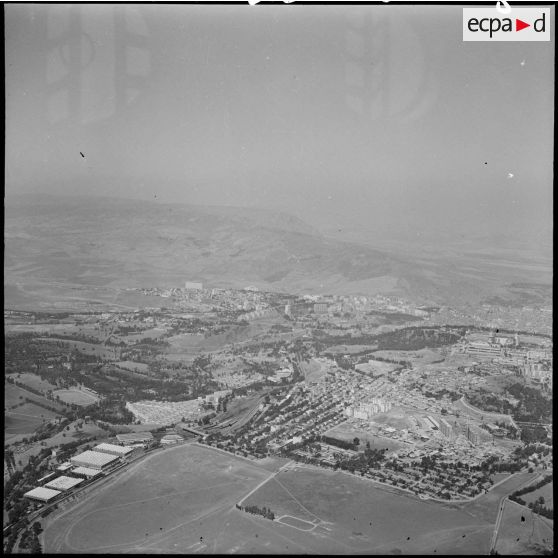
[71,450,120,467]
[71,466,103,478]
[116,432,154,443]
[94,443,134,455]
[45,475,83,491]
[24,487,62,501]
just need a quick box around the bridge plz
[179,426,206,437]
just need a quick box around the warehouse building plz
[70,450,120,470]
[45,475,83,491]
[116,432,154,445]
[161,433,185,445]
[24,487,61,503]
[71,466,103,479]
[93,443,134,457]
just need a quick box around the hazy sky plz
[5,4,554,247]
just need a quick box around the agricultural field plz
[242,466,494,554]
[4,382,66,414]
[4,382,63,442]
[52,389,100,406]
[37,337,118,360]
[494,499,553,555]
[5,402,60,441]
[5,373,58,393]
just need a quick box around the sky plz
[5,3,554,250]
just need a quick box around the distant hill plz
[4,194,552,307]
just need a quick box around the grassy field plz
[6,373,59,393]
[43,444,273,553]
[242,466,494,554]
[325,422,407,453]
[4,383,65,440]
[37,337,117,359]
[115,360,150,373]
[522,482,553,510]
[299,358,329,384]
[41,447,544,555]
[5,403,60,439]
[494,499,553,555]
[52,389,100,406]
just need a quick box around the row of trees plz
[236,503,275,520]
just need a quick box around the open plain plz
[42,445,522,555]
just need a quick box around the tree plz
[353,437,360,447]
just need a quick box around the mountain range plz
[4,194,552,308]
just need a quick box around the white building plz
[45,476,83,491]
[24,487,61,503]
[70,450,120,470]
[93,443,134,457]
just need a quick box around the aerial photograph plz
[4,2,553,555]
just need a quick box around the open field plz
[4,382,66,413]
[52,389,100,406]
[463,471,540,523]
[37,337,118,359]
[6,373,59,393]
[115,361,150,373]
[453,397,514,426]
[299,358,329,384]
[372,348,444,365]
[5,403,60,439]
[522,482,553,510]
[494,499,553,555]
[324,344,378,355]
[165,322,271,355]
[325,422,407,453]
[43,444,274,553]
[243,465,495,554]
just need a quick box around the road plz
[237,460,293,507]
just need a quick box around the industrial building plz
[466,342,502,357]
[45,475,83,491]
[71,466,102,479]
[93,443,134,457]
[160,433,185,445]
[70,450,120,470]
[24,487,61,503]
[116,432,154,445]
[185,281,203,290]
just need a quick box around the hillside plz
[4,194,551,308]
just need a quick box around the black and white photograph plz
[4,1,553,555]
